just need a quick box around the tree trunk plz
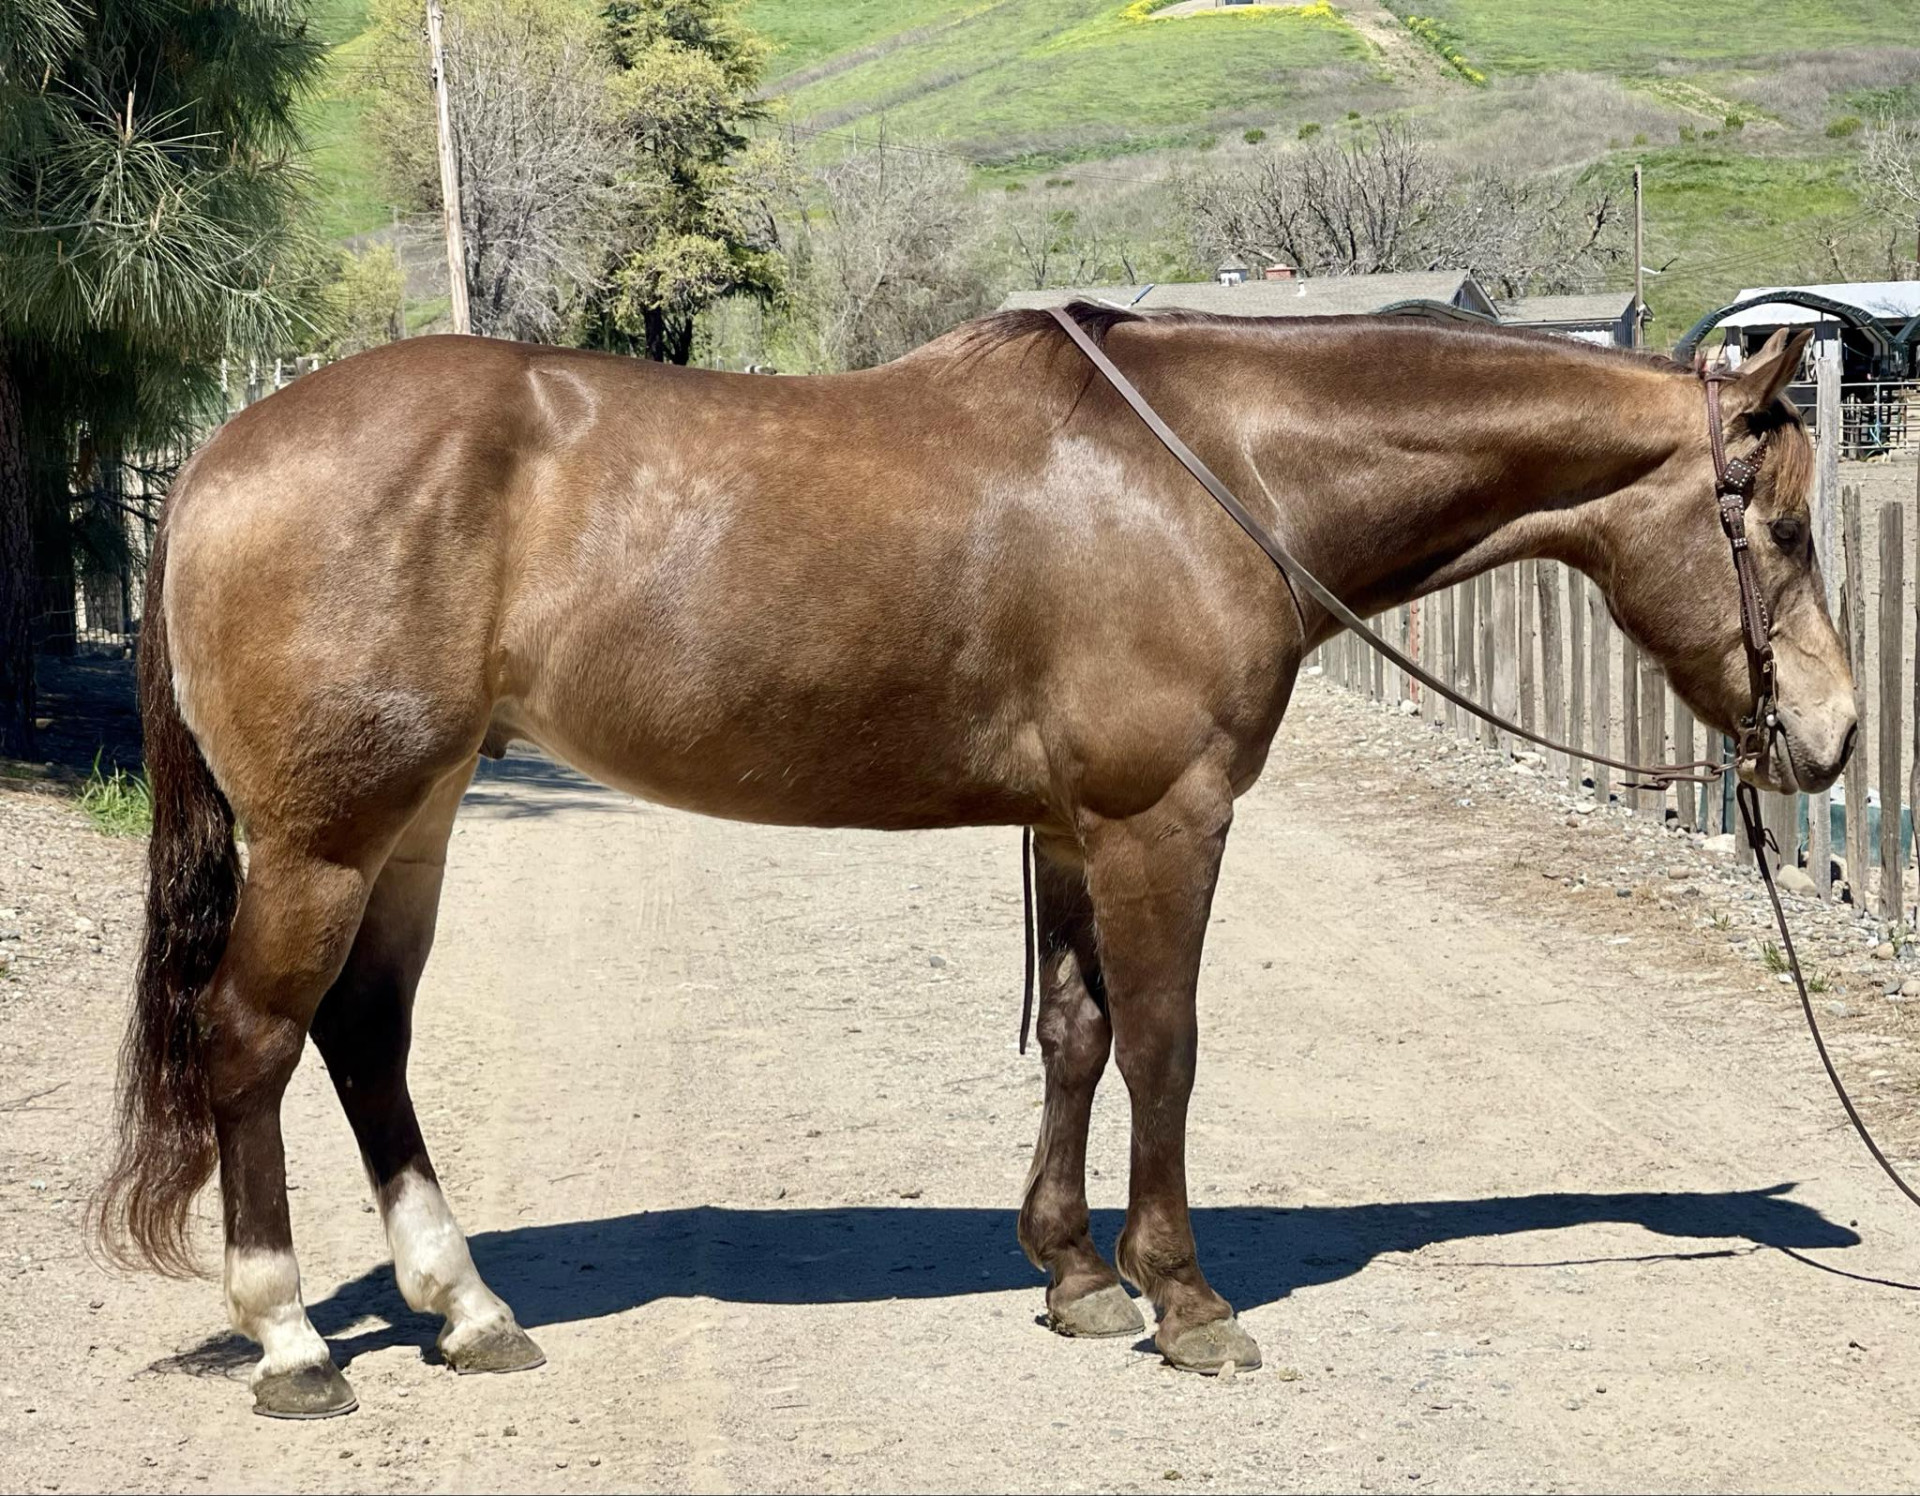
[0,352,35,758]
[642,308,696,366]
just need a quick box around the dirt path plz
[7,684,1920,1492]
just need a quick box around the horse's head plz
[1601,328,1854,793]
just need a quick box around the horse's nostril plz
[1839,720,1859,771]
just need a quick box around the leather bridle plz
[1026,305,1920,1215]
[1704,370,1781,770]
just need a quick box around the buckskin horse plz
[98,307,1852,1418]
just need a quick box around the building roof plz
[998,270,1487,319]
[1495,292,1636,327]
[1720,281,1920,328]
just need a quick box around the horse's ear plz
[1729,327,1812,413]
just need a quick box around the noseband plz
[1033,306,1920,1216]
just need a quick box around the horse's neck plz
[1180,329,1695,618]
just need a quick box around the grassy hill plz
[758,1,1380,164]
[300,0,1918,342]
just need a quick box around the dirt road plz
[6,684,1920,1492]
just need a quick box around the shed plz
[1494,292,1639,348]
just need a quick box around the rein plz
[1031,305,1920,1216]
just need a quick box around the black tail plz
[94,513,240,1276]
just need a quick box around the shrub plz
[1828,115,1863,139]
[1723,112,1744,131]
[1347,109,1361,120]
[1244,127,1267,144]
[1679,125,1695,142]
[1632,131,1648,145]
[1400,14,1485,86]
[1296,122,1320,140]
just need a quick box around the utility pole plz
[1631,162,1644,350]
[427,0,471,336]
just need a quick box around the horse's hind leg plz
[207,837,390,1419]
[1016,839,1146,1339]
[309,759,543,1377]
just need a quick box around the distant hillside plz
[300,0,1920,341]
[755,1,1380,164]
[748,0,1919,335]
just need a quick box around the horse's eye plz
[1769,517,1805,552]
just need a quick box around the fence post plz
[1673,699,1696,830]
[1844,485,1869,906]
[1537,562,1563,780]
[1479,570,1498,748]
[1912,458,1920,906]
[1371,612,1385,702]
[1638,652,1664,821]
[1440,586,1457,732]
[1518,559,1538,741]
[1458,579,1478,741]
[1879,500,1905,923]
[1622,637,1641,806]
[1589,582,1611,805]
[1809,348,1841,895]
[1567,567,1586,795]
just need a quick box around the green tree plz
[584,0,791,364]
[0,0,324,756]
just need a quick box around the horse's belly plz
[495,664,1033,832]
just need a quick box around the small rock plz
[1901,978,1920,997]
[1398,700,1418,716]
[1776,866,1817,895]
[1572,800,1598,815]
[1874,943,1896,961]
[1826,1001,1852,1018]
[1704,833,1738,857]
[1615,886,1632,899]
[71,916,93,933]
[928,955,946,968]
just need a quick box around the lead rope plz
[1737,783,1920,1210]
[1032,306,1920,1216]
[1019,826,1036,1056]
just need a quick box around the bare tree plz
[795,143,992,370]
[368,0,617,341]
[1177,118,1626,296]
[445,8,618,340]
[1861,116,1920,275]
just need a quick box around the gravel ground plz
[4,682,1920,1492]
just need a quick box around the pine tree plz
[583,0,790,364]
[0,0,325,756]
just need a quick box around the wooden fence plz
[1312,458,1920,921]
[1310,344,1915,919]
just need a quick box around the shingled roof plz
[999,270,1491,319]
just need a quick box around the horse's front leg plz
[1085,771,1260,1374]
[1016,839,1146,1339]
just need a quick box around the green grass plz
[1631,142,1866,341]
[78,752,153,838]
[1395,0,1911,74]
[752,0,972,81]
[763,1,1374,163]
[301,0,390,241]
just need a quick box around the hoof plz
[440,1320,546,1376]
[1048,1283,1147,1339]
[1159,1316,1262,1375]
[252,1362,358,1420]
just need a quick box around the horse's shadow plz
[153,1183,1864,1376]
